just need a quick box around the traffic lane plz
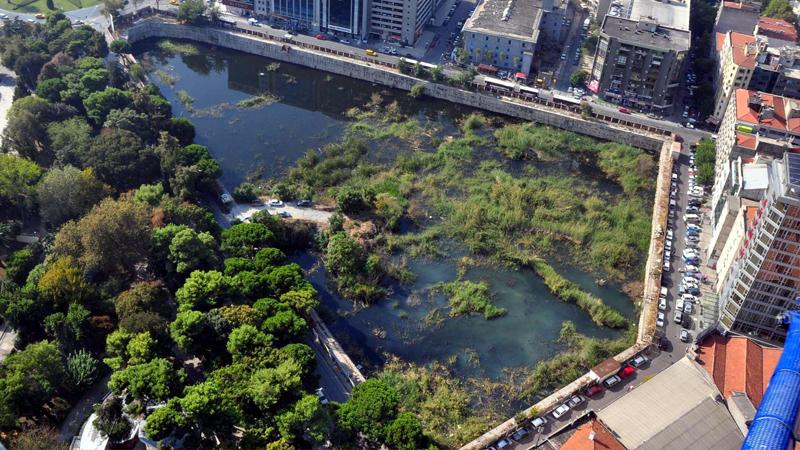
[307,337,351,404]
[422,0,476,63]
[556,9,587,89]
[590,103,711,141]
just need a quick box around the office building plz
[253,0,369,38]
[370,0,434,45]
[461,0,546,75]
[716,152,800,343]
[590,16,690,111]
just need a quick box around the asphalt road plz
[421,0,477,64]
[554,8,587,91]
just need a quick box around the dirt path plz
[0,65,16,136]
[231,202,334,225]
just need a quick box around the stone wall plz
[125,19,665,152]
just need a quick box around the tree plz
[0,341,65,427]
[93,395,132,442]
[143,399,184,440]
[37,256,90,306]
[279,343,316,378]
[5,244,41,285]
[763,0,797,22]
[83,129,159,191]
[109,358,186,403]
[262,310,307,343]
[177,0,208,24]
[168,228,221,274]
[276,394,324,442]
[167,117,196,146]
[336,185,374,214]
[83,87,132,125]
[232,182,258,203]
[384,412,425,450]
[115,281,172,325]
[226,324,273,360]
[47,117,93,167]
[170,309,207,353]
[337,379,399,442]
[248,359,302,411]
[570,69,588,87]
[325,232,366,280]
[37,166,112,226]
[220,223,274,258]
[109,39,132,54]
[175,270,228,312]
[0,154,41,212]
[35,78,67,103]
[103,108,152,141]
[51,196,151,274]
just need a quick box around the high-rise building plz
[710,90,800,266]
[716,152,800,343]
[589,0,691,112]
[712,32,757,121]
[370,0,434,45]
[253,0,369,38]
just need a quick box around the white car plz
[657,312,665,327]
[658,297,667,311]
[604,375,622,388]
[268,199,284,207]
[684,302,694,314]
[680,329,691,342]
[531,416,548,428]
[552,403,570,419]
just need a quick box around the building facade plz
[252,0,369,38]
[717,152,800,343]
[712,32,756,121]
[370,0,434,44]
[591,16,689,111]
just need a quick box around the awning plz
[478,64,498,73]
[514,72,527,79]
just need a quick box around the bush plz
[409,83,425,99]
[232,182,258,203]
[110,39,132,54]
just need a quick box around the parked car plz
[496,438,512,449]
[531,416,548,428]
[659,297,667,310]
[684,302,694,314]
[567,394,586,408]
[680,329,691,342]
[315,34,328,40]
[674,311,683,323]
[296,199,312,207]
[618,365,636,379]
[603,375,622,388]
[618,107,631,114]
[276,211,291,218]
[511,427,530,441]
[585,384,603,397]
[552,403,570,419]
[657,312,665,327]
[630,354,649,368]
[316,388,329,405]
[268,199,284,207]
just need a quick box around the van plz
[365,49,377,56]
[685,214,700,223]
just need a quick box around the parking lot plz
[482,141,707,450]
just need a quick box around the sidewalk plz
[0,65,16,137]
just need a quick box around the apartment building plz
[590,16,690,111]
[710,90,800,263]
[461,0,545,75]
[713,0,759,54]
[712,32,756,120]
[749,44,800,100]
[755,16,798,47]
[370,0,434,44]
[716,152,800,343]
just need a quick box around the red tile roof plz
[757,16,799,42]
[560,419,626,450]
[695,334,782,407]
[736,132,758,149]
[735,89,800,133]
[717,32,727,53]
[730,32,757,69]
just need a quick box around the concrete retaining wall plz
[125,19,664,152]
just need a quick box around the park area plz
[0,0,98,13]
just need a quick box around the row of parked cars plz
[484,354,650,449]
[657,147,705,342]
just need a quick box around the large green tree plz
[83,129,159,191]
[0,154,41,212]
[337,379,399,442]
[36,166,112,226]
[0,341,65,428]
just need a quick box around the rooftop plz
[597,358,743,449]
[629,0,691,31]
[694,333,782,407]
[714,3,758,41]
[729,32,758,68]
[734,89,800,133]
[602,16,691,52]
[742,161,770,190]
[757,16,798,43]
[463,0,543,42]
[560,419,626,450]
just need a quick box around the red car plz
[315,34,328,40]
[618,107,631,114]
[585,384,604,397]
[618,365,636,379]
